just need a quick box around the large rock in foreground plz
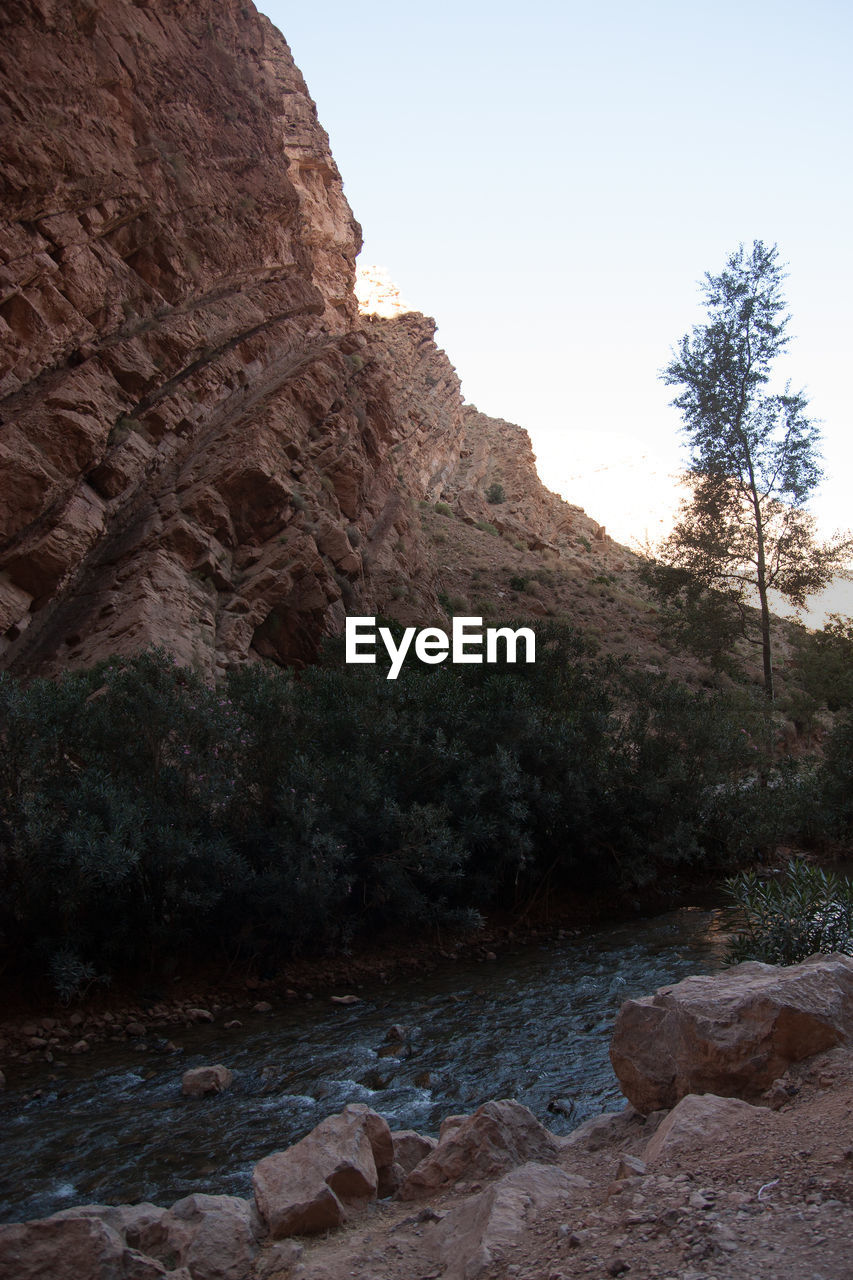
[431,1162,589,1280]
[398,1100,562,1200]
[252,1104,393,1238]
[644,1093,769,1167]
[610,954,853,1113]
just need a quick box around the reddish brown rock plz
[430,1162,589,1280]
[181,1065,233,1097]
[0,1214,142,1280]
[133,1193,261,1280]
[610,954,853,1113]
[398,1100,562,1200]
[390,1128,438,1175]
[644,1093,769,1167]
[0,1,634,684]
[252,1104,392,1238]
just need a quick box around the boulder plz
[0,1215,138,1280]
[252,1104,393,1238]
[181,1066,233,1098]
[390,1128,438,1175]
[398,1100,562,1200]
[563,1106,647,1153]
[431,1162,589,1280]
[609,954,853,1113]
[644,1092,768,1167]
[131,1193,261,1280]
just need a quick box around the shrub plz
[0,629,804,992]
[434,501,453,517]
[724,860,853,965]
[486,482,506,504]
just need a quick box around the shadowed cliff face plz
[0,0,621,678]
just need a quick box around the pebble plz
[253,1002,273,1014]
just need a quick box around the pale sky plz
[257,0,852,614]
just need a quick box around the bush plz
[724,860,853,965]
[434,501,453,516]
[0,630,802,992]
[486,482,506,504]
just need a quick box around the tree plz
[656,240,849,703]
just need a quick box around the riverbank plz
[3,956,853,1279]
[0,874,729,1068]
[270,1045,853,1280]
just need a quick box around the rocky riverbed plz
[2,955,853,1280]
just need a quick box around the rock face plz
[398,1099,563,1200]
[0,0,625,682]
[252,1103,394,1238]
[609,954,853,1113]
[0,0,454,677]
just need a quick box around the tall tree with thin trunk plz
[657,241,849,703]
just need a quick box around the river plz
[0,904,731,1223]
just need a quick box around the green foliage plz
[724,860,853,965]
[486,482,506,504]
[0,636,809,993]
[509,575,529,592]
[818,710,853,837]
[476,520,499,536]
[639,561,744,673]
[792,614,853,713]
[659,241,849,701]
[434,501,453,517]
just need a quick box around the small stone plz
[253,1002,273,1014]
[126,1021,146,1038]
[616,1154,647,1180]
[254,1239,304,1278]
[330,994,361,1005]
[181,1065,233,1097]
[224,1020,242,1030]
[71,1039,90,1053]
[187,1008,214,1023]
[607,1260,631,1276]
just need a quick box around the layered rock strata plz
[0,0,621,680]
[0,0,465,677]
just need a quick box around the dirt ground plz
[274,1045,853,1280]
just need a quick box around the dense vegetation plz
[1,624,851,997]
[725,860,853,965]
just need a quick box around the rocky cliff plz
[0,0,633,679]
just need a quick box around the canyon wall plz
[0,0,611,678]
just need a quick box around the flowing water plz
[0,904,731,1223]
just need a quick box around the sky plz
[257,0,852,615]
